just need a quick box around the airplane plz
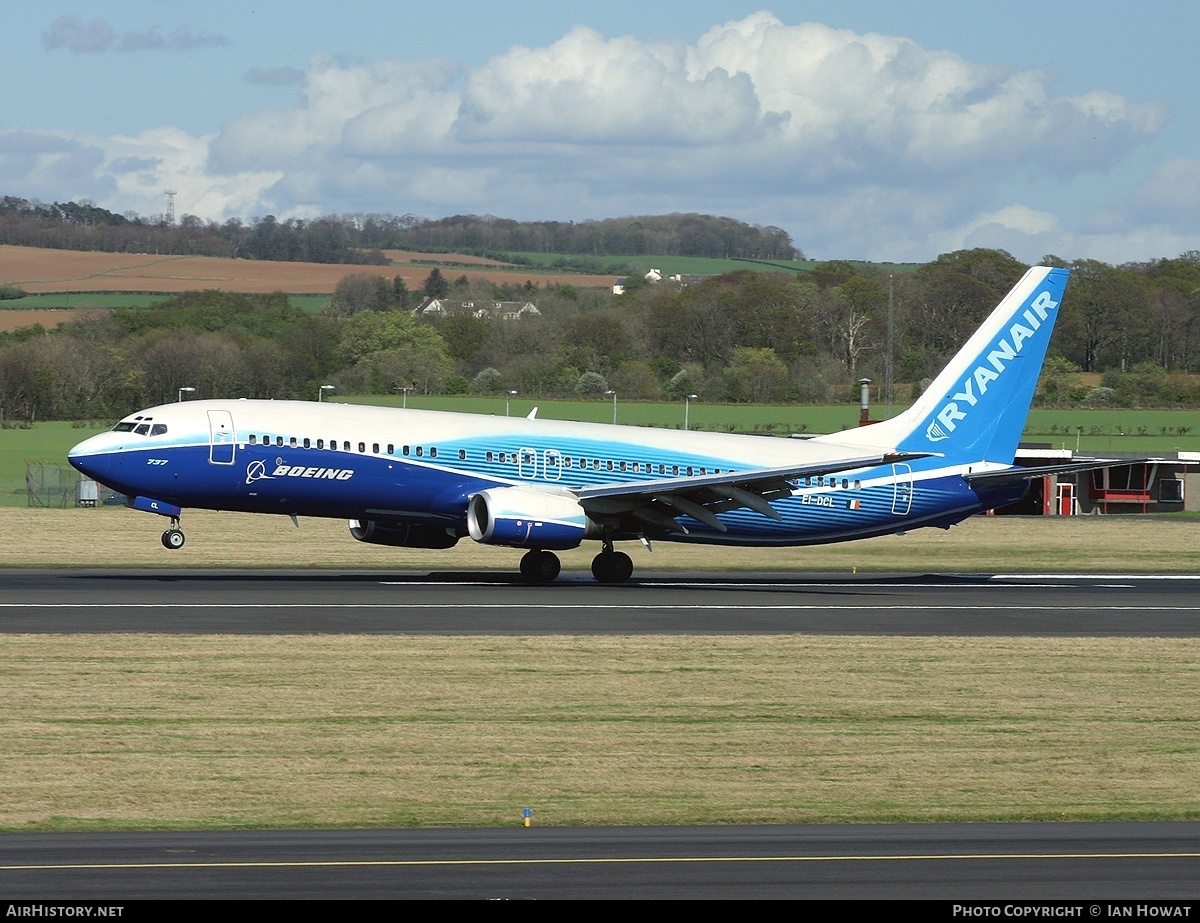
[68,265,1096,583]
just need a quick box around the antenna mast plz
[164,190,177,226]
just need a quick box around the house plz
[412,298,541,320]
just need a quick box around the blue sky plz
[3,1,1197,264]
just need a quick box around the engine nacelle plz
[466,486,595,550]
[348,519,460,549]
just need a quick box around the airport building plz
[1001,448,1200,515]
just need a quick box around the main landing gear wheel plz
[591,550,633,584]
[161,528,185,550]
[520,549,561,583]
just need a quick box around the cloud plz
[33,12,1176,262]
[0,130,111,202]
[117,26,230,52]
[42,15,115,53]
[244,66,307,87]
[216,12,1162,198]
[1111,158,1200,233]
[457,26,766,145]
[42,15,227,54]
[210,56,463,172]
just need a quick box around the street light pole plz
[604,390,617,424]
[684,393,697,430]
[177,386,196,402]
[506,390,518,417]
[319,384,336,402]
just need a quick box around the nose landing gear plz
[161,517,185,550]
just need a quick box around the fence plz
[25,461,79,508]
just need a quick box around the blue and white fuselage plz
[68,266,1072,582]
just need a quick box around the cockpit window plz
[112,422,136,432]
[134,424,150,435]
[150,424,168,436]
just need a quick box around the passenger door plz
[208,410,236,465]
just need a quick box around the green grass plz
[1024,408,1200,453]
[496,252,923,278]
[2,293,165,309]
[0,421,108,506]
[3,633,1199,830]
[3,292,332,313]
[500,251,811,276]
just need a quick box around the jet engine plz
[348,519,460,549]
[466,486,597,550]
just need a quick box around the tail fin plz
[820,265,1070,465]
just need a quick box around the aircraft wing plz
[964,458,1157,486]
[573,451,932,535]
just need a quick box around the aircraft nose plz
[67,433,113,479]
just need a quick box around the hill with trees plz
[0,196,799,265]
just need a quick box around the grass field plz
[0,292,333,314]
[1,293,163,310]
[503,251,923,278]
[4,632,1198,830]
[2,509,1200,831]
[503,251,816,276]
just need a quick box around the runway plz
[3,822,1200,900]
[5,568,1199,900]
[2,568,1200,635]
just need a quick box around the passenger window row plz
[803,476,862,490]
[239,434,764,484]
[246,434,442,459]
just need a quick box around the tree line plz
[0,196,799,263]
[2,247,1200,424]
[384,213,801,260]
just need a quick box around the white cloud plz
[1114,157,1200,232]
[457,26,765,145]
[23,12,1179,262]
[0,131,110,202]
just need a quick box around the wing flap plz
[576,450,932,534]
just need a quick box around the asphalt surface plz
[2,823,1200,900]
[4,568,1199,900]
[2,568,1199,635]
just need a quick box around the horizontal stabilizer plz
[964,458,1156,486]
